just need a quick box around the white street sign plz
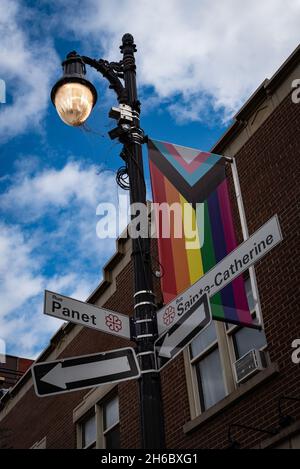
[155,293,211,370]
[44,290,131,340]
[41,357,130,389]
[157,215,282,335]
[32,348,140,397]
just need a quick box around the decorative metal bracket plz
[81,56,128,104]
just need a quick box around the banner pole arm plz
[230,157,264,329]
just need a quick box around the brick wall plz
[159,93,300,449]
[0,93,299,449]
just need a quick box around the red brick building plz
[0,45,299,450]
[0,355,33,396]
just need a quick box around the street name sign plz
[155,293,211,370]
[157,215,282,335]
[44,290,131,340]
[32,348,140,397]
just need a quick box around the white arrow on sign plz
[159,300,207,358]
[41,356,131,390]
[155,293,211,370]
[44,290,131,340]
[32,348,140,397]
[157,215,282,335]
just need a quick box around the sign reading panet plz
[44,290,131,339]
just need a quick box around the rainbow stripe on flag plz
[148,139,254,328]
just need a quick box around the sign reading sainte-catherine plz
[157,215,282,335]
[32,348,140,397]
[44,290,131,340]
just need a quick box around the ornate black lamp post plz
[51,34,165,449]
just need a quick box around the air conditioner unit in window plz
[234,349,267,384]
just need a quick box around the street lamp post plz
[51,34,165,449]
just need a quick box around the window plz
[187,276,269,418]
[233,327,267,359]
[190,322,227,412]
[227,278,267,361]
[81,413,96,449]
[196,348,226,410]
[78,393,120,449]
[103,396,120,449]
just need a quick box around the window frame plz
[80,409,97,450]
[77,390,120,450]
[102,394,120,449]
[188,323,228,415]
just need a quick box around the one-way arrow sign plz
[32,348,140,397]
[44,290,131,340]
[155,293,211,370]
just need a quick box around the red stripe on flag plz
[164,177,191,295]
[149,160,178,302]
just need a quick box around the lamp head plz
[51,51,97,127]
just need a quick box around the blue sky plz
[0,0,299,359]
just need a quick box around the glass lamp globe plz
[54,81,95,127]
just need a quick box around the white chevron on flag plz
[173,145,201,165]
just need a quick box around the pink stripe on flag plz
[217,180,253,325]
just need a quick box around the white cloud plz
[0,160,129,357]
[1,0,299,138]
[61,0,300,122]
[1,160,127,258]
[0,0,59,141]
[1,161,114,216]
[0,224,43,317]
[0,223,50,357]
[0,222,103,358]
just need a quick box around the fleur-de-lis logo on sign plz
[163,306,176,326]
[105,314,123,333]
